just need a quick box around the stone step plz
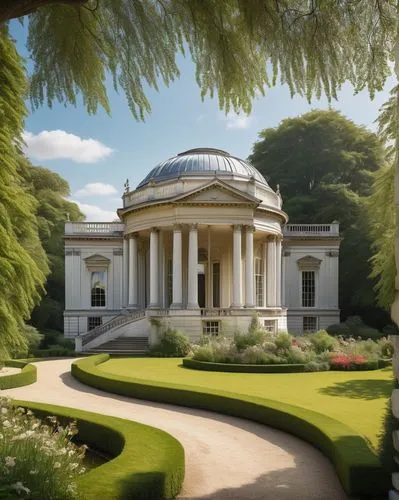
[85,336,149,355]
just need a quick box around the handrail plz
[80,310,145,346]
[283,223,339,236]
[200,308,232,316]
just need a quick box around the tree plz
[19,161,84,332]
[249,109,389,325]
[0,28,48,356]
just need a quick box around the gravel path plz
[3,358,348,500]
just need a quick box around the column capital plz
[127,232,138,239]
[233,224,243,232]
[150,226,159,233]
[189,223,198,231]
[245,225,255,233]
[267,234,277,242]
[173,223,183,232]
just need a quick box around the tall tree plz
[0,27,48,356]
[249,109,388,326]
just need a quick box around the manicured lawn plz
[99,357,392,450]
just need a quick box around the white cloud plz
[22,130,113,163]
[71,200,117,222]
[220,112,252,130]
[74,182,118,198]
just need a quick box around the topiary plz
[326,323,351,337]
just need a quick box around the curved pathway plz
[3,359,348,500]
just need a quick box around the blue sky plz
[11,21,396,221]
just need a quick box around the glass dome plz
[136,148,268,188]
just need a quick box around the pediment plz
[172,180,260,205]
[84,254,110,269]
[297,255,322,270]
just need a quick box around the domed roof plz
[136,148,268,189]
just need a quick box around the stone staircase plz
[85,336,149,355]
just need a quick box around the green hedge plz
[72,354,388,497]
[378,359,392,368]
[329,360,380,371]
[0,361,37,389]
[16,400,184,500]
[183,358,305,373]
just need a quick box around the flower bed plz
[182,358,305,373]
[14,399,185,499]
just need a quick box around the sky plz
[10,21,396,221]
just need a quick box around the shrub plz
[285,346,314,364]
[212,338,238,363]
[240,346,282,365]
[192,344,214,362]
[326,323,351,337]
[262,341,277,353]
[328,353,379,371]
[308,330,337,354]
[148,329,191,357]
[344,316,383,339]
[0,397,85,499]
[234,328,266,351]
[274,332,292,351]
[304,361,330,372]
[32,346,76,358]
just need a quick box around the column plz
[276,236,282,307]
[266,236,277,306]
[245,225,255,307]
[232,224,242,307]
[187,224,199,309]
[149,228,159,308]
[122,237,129,307]
[171,225,183,308]
[128,234,138,308]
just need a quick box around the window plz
[255,258,264,307]
[263,320,276,333]
[302,271,315,307]
[202,321,220,336]
[91,271,106,307]
[167,259,173,307]
[212,262,220,307]
[88,317,102,331]
[303,316,318,333]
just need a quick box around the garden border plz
[183,358,305,373]
[15,400,185,500]
[0,361,37,390]
[71,354,389,497]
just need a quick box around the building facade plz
[64,148,340,351]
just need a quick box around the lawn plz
[98,357,393,450]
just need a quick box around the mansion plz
[64,148,340,352]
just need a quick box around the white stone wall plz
[64,239,123,336]
[283,241,340,333]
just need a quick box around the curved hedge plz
[183,358,305,373]
[0,360,37,389]
[72,354,388,497]
[16,400,184,500]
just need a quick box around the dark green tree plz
[249,109,388,326]
[18,161,84,332]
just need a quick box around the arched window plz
[91,271,106,307]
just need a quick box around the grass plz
[98,357,392,451]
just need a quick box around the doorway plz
[198,273,206,308]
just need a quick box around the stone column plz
[128,234,138,308]
[266,236,277,306]
[187,224,199,309]
[149,228,159,308]
[232,224,242,308]
[171,224,183,308]
[122,237,129,307]
[245,225,255,307]
[276,236,282,307]
[263,241,268,308]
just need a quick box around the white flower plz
[1,408,8,415]
[31,423,39,430]
[3,420,11,428]
[29,470,38,475]
[69,463,78,470]
[11,482,30,495]
[0,433,3,439]
[4,456,16,467]
[68,450,75,457]
[54,462,61,469]
[67,484,77,494]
